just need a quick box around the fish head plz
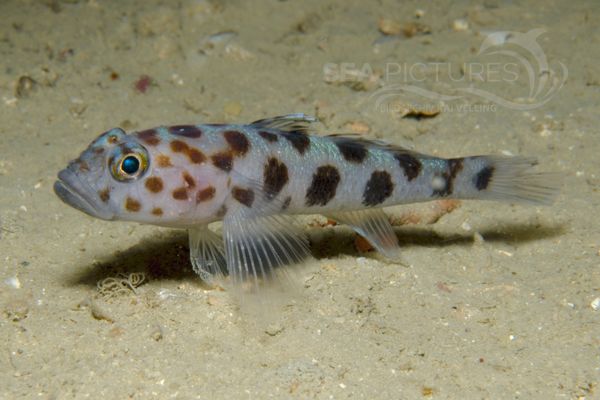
[55,127,227,226]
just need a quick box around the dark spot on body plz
[474,165,495,190]
[258,130,278,143]
[433,158,464,197]
[168,125,203,138]
[98,188,110,203]
[93,147,105,155]
[211,152,233,172]
[152,207,163,216]
[224,130,250,156]
[156,154,173,168]
[187,148,206,164]
[281,196,292,211]
[232,186,254,207]
[196,186,216,203]
[170,139,206,164]
[263,157,289,200]
[137,129,160,146]
[182,171,196,188]
[305,165,341,207]
[335,140,368,163]
[282,131,310,155]
[394,153,422,181]
[450,158,464,173]
[145,176,164,193]
[125,197,141,212]
[172,187,188,200]
[363,170,394,206]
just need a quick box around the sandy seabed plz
[0,0,599,399]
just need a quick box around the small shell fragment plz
[15,76,37,98]
[378,18,403,36]
[591,297,600,311]
[5,276,21,289]
[202,31,238,50]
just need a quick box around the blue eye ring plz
[111,152,148,181]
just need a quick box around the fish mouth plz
[54,168,114,221]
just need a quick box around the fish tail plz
[458,156,561,205]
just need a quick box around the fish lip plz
[54,167,114,221]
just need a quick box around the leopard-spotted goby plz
[54,114,560,286]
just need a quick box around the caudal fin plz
[472,156,561,205]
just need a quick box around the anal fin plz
[328,209,403,263]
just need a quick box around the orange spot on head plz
[170,140,189,153]
[156,154,173,168]
[125,197,141,212]
[98,188,110,203]
[145,176,164,193]
[172,187,188,200]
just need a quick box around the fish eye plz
[111,152,148,181]
[121,155,140,175]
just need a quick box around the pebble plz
[591,297,600,311]
[378,18,431,38]
[4,299,29,321]
[265,323,284,336]
[150,325,164,341]
[224,44,254,61]
[452,19,469,32]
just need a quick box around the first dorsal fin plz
[250,113,316,134]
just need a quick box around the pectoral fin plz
[222,210,311,289]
